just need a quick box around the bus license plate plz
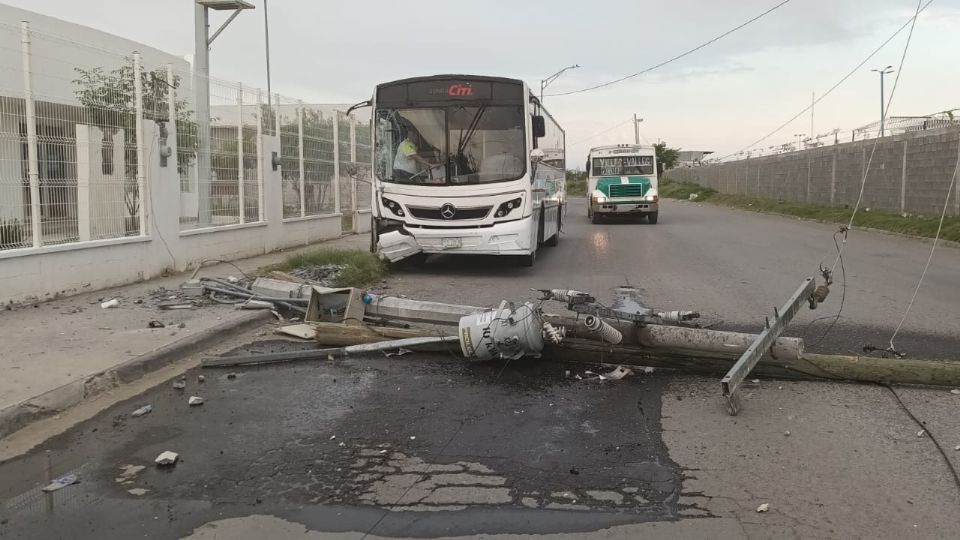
[442,237,461,249]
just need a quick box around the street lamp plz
[633,114,644,145]
[194,0,255,226]
[871,65,895,137]
[540,64,580,102]
[793,133,805,151]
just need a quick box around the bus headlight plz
[494,197,522,218]
[381,197,405,217]
[645,194,659,202]
[591,191,607,204]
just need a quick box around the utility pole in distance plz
[633,114,644,145]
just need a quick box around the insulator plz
[584,315,623,344]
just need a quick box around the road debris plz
[599,366,633,381]
[100,298,119,309]
[172,378,186,390]
[41,474,79,492]
[128,488,149,496]
[688,193,699,201]
[951,389,960,395]
[198,375,205,383]
[188,396,204,406]
[384,348,412,357]
[240,299,275,310]
[147,320,165,328]
[131,405,152,417]
[784,431,791,437]
[756,503,770,513]
[227,372,237,380]
[155,451,179,467]
[917,430,926,438]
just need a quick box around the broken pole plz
[721,277,815,415]
[203,336,460,368]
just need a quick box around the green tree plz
[654,142,681,172]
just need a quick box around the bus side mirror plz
[532,115,545,138]
[530,148,545,163]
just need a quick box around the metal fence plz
[0,20,372,253]
[0,21,146,250]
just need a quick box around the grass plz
[265,248,388,288]
[566,177,587,197]
[660,178,960,243]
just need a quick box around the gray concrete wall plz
[667,127,960,216]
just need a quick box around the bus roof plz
[377,74,525,89]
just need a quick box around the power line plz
[570,118,633,146]
[547,0,792,97]
[717,0,933,161]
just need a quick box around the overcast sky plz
[5,0,958,165]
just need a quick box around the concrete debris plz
[330,435,337,440]
[954,446,959,451]
[409,436,416,440]
[188,396,204,406]
[131,405,153,417]
[172,379,186,390]
[289,264,344,287]
[100,298,119,309]
[784,431,791,437]
[147,320,165,328]
[756,503,770,513]
[599,366,633,381]
[155,451,179,467]
[227,276,241,284]
[917,430,926,438]
[227,373,237,380]
[198,375,205,383]
[240,299,275,310]
[278,324,318,340]
[338,442,346,447]
[951,389,960,395]
[42,474,79,492]
[752,379,761,384]
[128,488,149,496]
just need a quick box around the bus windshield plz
[592,155,655,176]
[375,106,525,186]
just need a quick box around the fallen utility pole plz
[202,335,459,368]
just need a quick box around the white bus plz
[585,144,659,224]
[358,75,565,267]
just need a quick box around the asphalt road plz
[1,197,958,539]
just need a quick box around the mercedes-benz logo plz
[440,203,457,220]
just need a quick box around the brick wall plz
[667,127,960,216]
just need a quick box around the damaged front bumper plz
[374,216,534,263]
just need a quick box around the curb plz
[0,310,273,440]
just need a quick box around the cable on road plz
[883,384,960,497]
[546,0,792,97]
[716,0,933,161]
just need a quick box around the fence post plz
[20,21,41,248]
[273,92,280,138]
[350,116,357,232]
[237,82,245,224]
[133,52,147,236]
[297,100,305,218]
[806,152,812,204]
[900,140,907,215]
[256,89,264,222]
[830,148,837,207]
[333,112,341,216]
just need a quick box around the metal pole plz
[350,116,357,231]
[166,63,176,137]
[811,91,815,137]
[256,88,263,222]
[273,92,280,136]
[133,52,147,236]
[236,82,245,224]
[194,4,211,226]
[20,21,40,248]
[633,114,639,145]
[879,71,886,137]
[333,113,341,216]
[539,80,544,103]
[263,0,272,121]
[297,100,305,218]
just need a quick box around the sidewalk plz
[0,234,366,438]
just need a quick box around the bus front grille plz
[608,184,647,198]
[408,206,492,220]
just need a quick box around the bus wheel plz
[648,212,659,224]
[519,249,536,267]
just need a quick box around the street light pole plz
[540,64,580,102]
[872,65,895,137]
[633,114,644,145]
[194,0,254,226]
